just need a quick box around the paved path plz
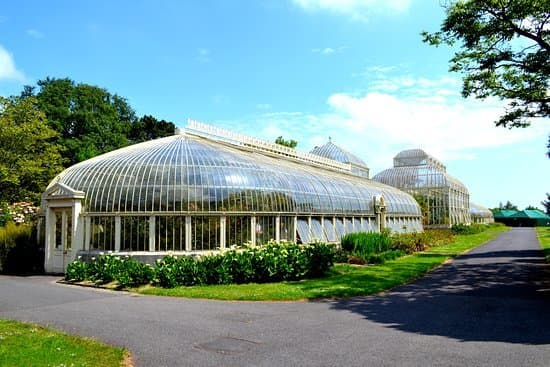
[1,228,549,366]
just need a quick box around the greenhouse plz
[469,202,494,224]
[41,120,422,273]
[372,149,470,228]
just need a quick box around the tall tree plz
[501,200,518,210]
[275,136,298,149]
[0,97,65,204]
[542,193,550,215]
[129,115,175,143]
[422,0,549,131]
[30,77,137,165]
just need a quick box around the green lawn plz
[0,319,128,367]
[536,226,550,262]
[136,226,508,301]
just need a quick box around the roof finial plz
[329,136,332,143]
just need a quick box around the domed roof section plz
[46,132,420,216]
[470,202,493,218]
[310,140,367,167]
[393,149,446,171]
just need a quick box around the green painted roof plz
[510,210,550,219]
[493,209,519,218]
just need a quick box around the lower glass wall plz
[192,216,220,251]
[156,216,185,251]
[280,216,295,242]
[121,216,149,251]
[310,218,327,242]
[256,216,277,245]
[296,217,311,244]
[227,216,251,247]
[90,216,115,251]
[323,218,337,242]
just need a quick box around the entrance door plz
[51,208,72,273]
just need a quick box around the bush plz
[451,223,487,235]
[341,232,393,259]
[0,222,43,274]
[66,254,153,288]
[66,241,336,288]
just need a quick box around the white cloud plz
[0,45,25,82]
[197,48,212,63]
[312,47,336,54]
[26,29,45,39]
[256,103,272,110]
[228,73,545,176]
[293,0,411,21]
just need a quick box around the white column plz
[219,216,226,249]
[114,216,121,252]
[84,216,91,251]
[44,206,54,273]
[275,216,280,243]
[185,216,192,251]
[251,216,256,246]
[71,200,83,256]
[292,216,297,243]
[149,216,156,252]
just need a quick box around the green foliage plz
[66,255,153,288]
[451,223,487,235]
[0,97,65,204]
[66,242,336,288]
[542,193,550,215]
[422,0,549,129]
[129,114,175,143]
[0,222,43,274]
[341,232,393,261]
[30,77,136,165]
[0,319,127,367]
[500,200,519,210]
[275,136,298,148]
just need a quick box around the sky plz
[0,0,548,210]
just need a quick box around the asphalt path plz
[1,227,549,366]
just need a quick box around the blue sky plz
[1,0,548,210]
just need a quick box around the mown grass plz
[0,319,127,367]
[136,226,508,301]
[536,226,550,262]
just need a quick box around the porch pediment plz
[43,183,85,200]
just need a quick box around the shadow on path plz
[328,232,550,345]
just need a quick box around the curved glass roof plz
[470,202,493,218]
[373,149,467,193]
[47,133,420,216]
[310,141,368,167]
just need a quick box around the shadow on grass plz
[326,247,550,345]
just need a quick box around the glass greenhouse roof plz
[470,202,493,218]
[46,122,420,217]
[373,149,467,193]
[310,140,368,167]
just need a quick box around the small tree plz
[542,193,550,215]
[275,136,298,149]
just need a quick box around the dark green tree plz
[275,136,298,148]
[422,0,549,129]
[30,77,137,165]
[0,97,65,203]
[129,115,175,143]
[542,193,550,215]
[500,200,518,210]
[525,205,540,210]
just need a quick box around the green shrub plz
[366,249,405,264]
[66,242,336,288]
[66,254,153,287]
[451,223,487,235]
[341,232,393,259]
[0,222,43,274]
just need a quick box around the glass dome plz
[373,149,470,227]
[470,202,494,224]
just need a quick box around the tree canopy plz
[542,193,550,215]
[422,0,549,129]
[0,97,65,203]
[275,136,298,149]
[23,77,175,166]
